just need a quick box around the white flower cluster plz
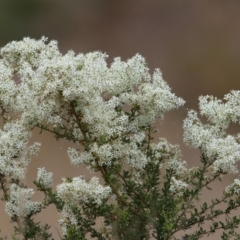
[169,177,188,196]
[0,37,184,169]
[4,37,240,238]
[6,184,43,218]
[37,167,53,188]
[151,138,182,161]
[225,178,240,195]
[184,93,240,175]
[57,176,111,235]
[57,176,112,235]
[56,176,111,205]
[58,204,78,236]
[166,159,187,176]
[0,120,40,180]
[0,37,186,236]
[68,132,149,169]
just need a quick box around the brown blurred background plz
[1,0,240,239]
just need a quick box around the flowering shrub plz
[0,37,240,239]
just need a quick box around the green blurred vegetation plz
[0,0,49,45]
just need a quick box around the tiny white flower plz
[225,178,240,195]
[37,167,53,188]
[56,176,111,205]
[6,184,43,218]
[169,177,188,197]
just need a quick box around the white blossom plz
[208,136,240,174]
[0,37,184,134]
[2,36,240,239]
[58,204,78,236]
[199,95,233,130]
[6,184,43,218]
[69,133,148,169]
[166,159,187,176]
[184,93,240,175]
[169,177,188,196]
[56,176,112,205]
[0,121,40,180]
[0,37,185,173]
[224,90,240,123]
[153,138,182,161]
[183,110,222,149]
[225,178,240,195]
[68,148,93,166]
[37,167,53,188]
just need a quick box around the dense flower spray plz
[0,37,240,239]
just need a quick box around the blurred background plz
[1,0,240,239]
